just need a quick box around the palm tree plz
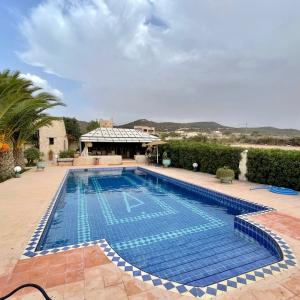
[0,70,39,119]
[11,96,64,168]
[0,70,32,179]
[0,70,64,179]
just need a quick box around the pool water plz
[38,168,280,286]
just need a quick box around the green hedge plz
[59,149,75,158]
[162,141,242,178]
[247,149,300,190]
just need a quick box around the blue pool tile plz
[163,282,175,290]
[189,287,205,297]
[152,278,162,286]
[236,277,247,285]
[227,280,238,288]
[133,270,142,276]
[176,285,187,293]
[142,274,152,281]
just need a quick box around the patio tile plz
[84,246,110,267]
[98,263,123,287]
[66,249,84,264]
[123,278,152,296]
[0,284,21,298]
[84,266,103,278]
[122,272,134,282]
[65,269,84,284]
[27,265,48,279]
[47,253,67,266]
[46,285,65,300]
[31,258,52,269]
[7,272,30,287]
[128,287,181,300]
[85,273,105,291]
[20,291,45,300]
[252,212,300,240]
[48,263,66,274]
[45,272,65,288]
[27,274,47,288]
[85,284,128,300]
[66,261,84,272]
[0,275,8,287]
[13,260,33,273]
[63,281,85,300]
[250,283,295,300]
[281,272,300,295]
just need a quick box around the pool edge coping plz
[21,166,297,298]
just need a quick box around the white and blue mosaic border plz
[22,166,296,298]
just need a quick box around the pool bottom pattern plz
[22,167,296,298]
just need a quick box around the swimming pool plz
[23,167,296,297]
[29,167,287,288]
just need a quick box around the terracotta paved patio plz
[0,165,300,299]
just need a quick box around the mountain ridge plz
[117,119,300,136]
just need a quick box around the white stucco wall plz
[39,120,68,161]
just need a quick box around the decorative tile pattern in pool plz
[23,167,296,298]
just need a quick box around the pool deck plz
[0,164,300,299]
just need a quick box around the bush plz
[59,149,75,158]
[216,166,235,179]
[247,149,300,190]
[24,147,41,166]
[162,141,242,178]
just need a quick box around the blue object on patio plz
[250,185,298,196]
[269,186,298,195]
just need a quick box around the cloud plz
[20,73,63,98]
[17,0,300,128]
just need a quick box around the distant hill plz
[78,120,89,134]
[118,119,300,136]
[235,126,300,137]
[118,119,226,132]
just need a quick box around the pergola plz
[80,128,159,158]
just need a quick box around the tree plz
[0,70,39,119]
[86,120,99,132]
[0,70,64,175]
[63,117,81,141]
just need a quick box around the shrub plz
[59,149,75,158]
[247,149,300,190]
[162,141,242,178]
[216,166,235,179]
[24,147,41,166]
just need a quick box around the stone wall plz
[74,155,123,166]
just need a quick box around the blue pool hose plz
[250,185,298,196]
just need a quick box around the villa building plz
[97,119,113,128]
[134,125,155,134]
[39,120,68,161]
[80,127,158,158]
[77,127,159,165]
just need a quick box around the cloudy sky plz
[0,0,299,128]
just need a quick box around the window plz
[49,137,54,145]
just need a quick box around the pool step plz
[120,236,278,287]
[124,229,236,262]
